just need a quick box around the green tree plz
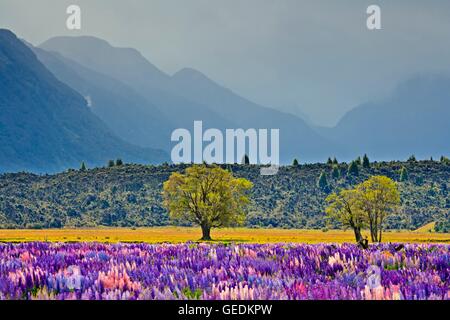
[292,158,299,166]
[440,182,448,196]
[242,154,250,165]
[162,165,253,240]
[80,162,87,171]
[399,166,408,182]
[356,176,400,242]
[331,165,340,179]
[332,157,338,165]
[326,189,366,243]
[348,161,359,176]
[362,154,370,168]
[317,171,329,191]
[226,164,233,173]
[116,159,124,166]
[408,155,417,162]
[327,176,400,244]
[435,214,450,233]
[340,165,347,178]
[327,157,333,165]
[441,156,450,164]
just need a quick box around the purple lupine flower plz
[0,242,448,300]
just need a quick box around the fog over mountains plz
[32,46,173,151]
[40,35,450,161]
[0,29,449,172]
[40,36,339,163]
[0,29,167,173]
[325,75,450,160]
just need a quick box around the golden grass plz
[0,227,448,244]
[414,222,435,233]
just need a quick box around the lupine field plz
[0,242,448,300]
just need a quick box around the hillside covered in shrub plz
[0,160,448,230]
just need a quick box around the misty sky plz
[1,0,450,126]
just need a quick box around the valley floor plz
[0,227,448,244]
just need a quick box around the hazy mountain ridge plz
[40,36,236,134]
[1,29,448,173]
[31,46,174,151]
[170,68,344,162]
[323,74,450,160]
[0,29,167,173]
[41,35,449,165]
[40,36,340,163]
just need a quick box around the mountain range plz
[38,35,450,164]
[0,29,166,173]
[325,75,450,160]
[0,29,449,172]
[40,35,340,163]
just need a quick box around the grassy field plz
[0,227,448,244]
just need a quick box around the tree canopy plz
[326,189,365,243]
[362,154,370,168]
[162,164,253,240]
[399,166,408,182]
[356,176,400,242]
[317,171,329,191]
[326,175,400,244]
[348,161,359,176]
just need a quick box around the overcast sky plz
[1,0,450,126]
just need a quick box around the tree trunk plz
[370,220,380,242]
[373,213,380,243]
[378,217,384,243]
[353,227,363,243]
[200,224,212,241]
[369,220,376,242]
[371,230,377,242]
[354,227,368,249]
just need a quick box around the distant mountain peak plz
[0,28,16,39]
[0,29,167,172]
[41,35,111,49]
[1,29,38,65]
[172,67,234,96]
[41,35,151,66]
[173,67,210,80]
[40,35,170,88]
[36,33,342,162]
